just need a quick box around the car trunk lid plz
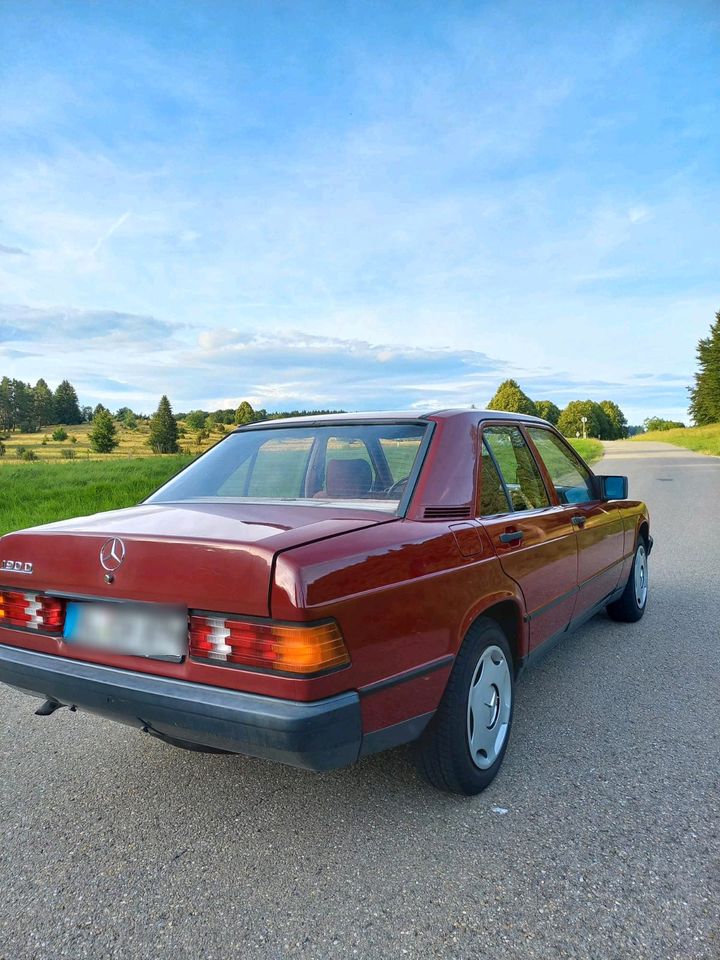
[0,501,391,617]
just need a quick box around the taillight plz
[0,590,65,634]
[189,614,350,676]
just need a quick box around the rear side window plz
[480,443,511,515]
[483,426,550,511]
[527,428,595,504]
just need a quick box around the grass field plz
[0,428,605,537]
[568,438,603,464]
[631,422,720,456]
[0,420,221,463]
[0,457,192,536]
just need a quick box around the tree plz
[0,377,12,431]
[185,409,207,431]
[89,408,119,453]
[557,400,614,440]
[534,400,560,425]
[11,380,34,432]
[234,400,256,425]
[486,380,537,416]
[53,380,83,424]
[116,407,138,429]
[149,395,179,453]
[689,310,720,425]
[33,378,55,429]
[644,417,685,431]
[599,400,628,439]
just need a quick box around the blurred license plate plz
[63,601,186,661]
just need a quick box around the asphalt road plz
[1,440,718,960]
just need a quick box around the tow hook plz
[35,698,63,716]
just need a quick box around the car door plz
[479,424,578,653]
[524,426,625,617]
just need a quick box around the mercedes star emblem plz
[100,537,126,572]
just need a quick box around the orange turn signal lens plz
[189,615,350,676]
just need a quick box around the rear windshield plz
[146,422,429,512]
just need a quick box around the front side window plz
[526,428,595,504]
[483,426,550,511]
[146,422,429,512]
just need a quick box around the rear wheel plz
[607,538,648,623]
[415,619,514,795]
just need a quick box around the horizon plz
[2,1,719,424]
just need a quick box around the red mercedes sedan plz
[0,410,651,794]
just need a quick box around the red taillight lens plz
[189,614,350,676]
[0,590,65,634]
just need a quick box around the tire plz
[607,536,648,623]
[414,619,514,796]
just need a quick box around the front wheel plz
[607,538,648,623]
[414,620,514,795]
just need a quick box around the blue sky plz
[1,1,718,423]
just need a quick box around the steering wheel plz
[386,476,410,498]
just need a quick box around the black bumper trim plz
[0,643,362,772]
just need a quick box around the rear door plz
[478,424,578,652]
[525,426,625,616]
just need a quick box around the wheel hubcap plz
[466,645,512,770]
[634,544,648,608]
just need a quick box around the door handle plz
[499,531,524,544]
[571,515,586,527]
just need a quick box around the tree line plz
[486,380,629,439]
[0,377,84,432]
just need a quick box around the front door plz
[524,426,625,616]
[479,425,578,652]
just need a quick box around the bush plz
[61,448,76,459]
[51,428,68,442]
[15,446,26,459]
[21,449,38,461]
[41,436,48,445]
[70,435,78,443]
[0,441,5,457]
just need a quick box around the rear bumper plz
[0,643,362,771]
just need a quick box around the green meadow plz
[631,422,720,457]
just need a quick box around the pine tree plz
[149,395,179,453]
[0,377,12,431]
[11,380,34,432]
[89,408,119,453]
[53,380,83,424]
[689,311,720,425]
[486,380,537,416]
[33,378,55,429]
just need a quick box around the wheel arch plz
[461,597,526,676]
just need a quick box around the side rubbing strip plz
[359,655,454,697]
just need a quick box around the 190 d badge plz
[0,559,33,574]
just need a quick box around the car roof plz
[236,408,550,429]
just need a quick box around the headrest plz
[326,458,373,498]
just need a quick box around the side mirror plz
[597,475,628,500]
